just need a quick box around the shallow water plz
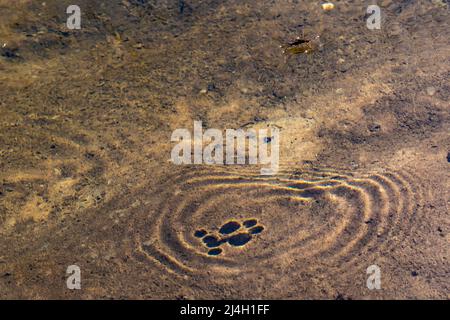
[0,0,449,299]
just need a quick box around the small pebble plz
[389,24,403,36]
[426,86,436,96]
[368,124,381,132]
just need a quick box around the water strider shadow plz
[194,218,265,255]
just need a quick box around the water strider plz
[280,35,322,55]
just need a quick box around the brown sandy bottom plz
[0,0,449,299]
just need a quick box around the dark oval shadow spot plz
[219,221,241,235]
[208,248,222,256]
[227,233,252,246]
[249,226,264,234]
[243,219,257,228]
[202,235,225,248]
[194,229,207,238]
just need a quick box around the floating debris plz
[321,2,335,11]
